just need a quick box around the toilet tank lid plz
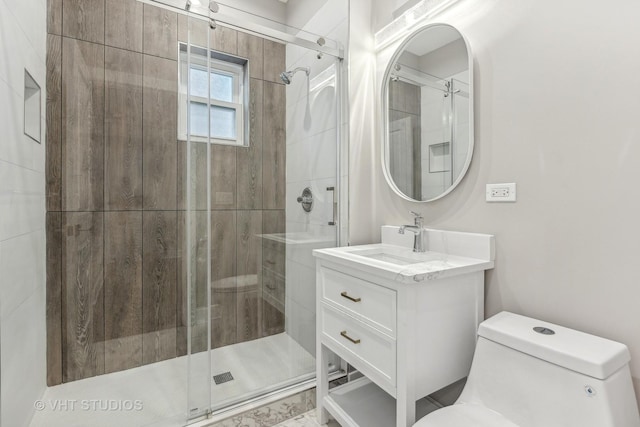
[478,312,630,380]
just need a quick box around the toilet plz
[415,311,640,427]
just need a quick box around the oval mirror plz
[383,24,473,202]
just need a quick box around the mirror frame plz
[381,23,474,203]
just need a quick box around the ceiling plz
[405,26,461,57]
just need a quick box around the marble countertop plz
[313,226,495,284]
[313,243,494,284]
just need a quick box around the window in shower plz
[178,44,249,146]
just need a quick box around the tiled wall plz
[45,0,286,384]
[0,0,48,424]
[419,85,449,199]
[388,79,422,199]
[419,62,468,199]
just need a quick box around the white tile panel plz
[0,286,46,427]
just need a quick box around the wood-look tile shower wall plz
[45,0,286,385]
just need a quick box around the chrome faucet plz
[398,211,425,252]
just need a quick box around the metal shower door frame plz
[172,4,349,425]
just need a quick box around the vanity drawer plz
[320,267,396,337]
[320,304,396,387]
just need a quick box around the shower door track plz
[187,370,347,426]
[138,0,345,59]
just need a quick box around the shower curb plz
[192,374,347,427]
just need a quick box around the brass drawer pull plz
[340,331,361,344]
[340,291,361,303]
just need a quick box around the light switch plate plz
[486,183,516,202]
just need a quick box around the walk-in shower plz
[36,0,347,426]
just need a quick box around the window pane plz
[189,102,209,137]
[210,106,236,139]
[189,68,208,98]
[210,72,233,102]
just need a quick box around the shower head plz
[279,67,310,85]
[279,71,293,85]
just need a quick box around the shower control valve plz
[297,187,313,212]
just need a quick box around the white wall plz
[284,0,348,355]
[371,0,420,32]
[352,0,640,407]
[348,0,378,244]
[0,0,47,425]
[227,0,286,22]
[417,38,467,78]
[285,0,328,30]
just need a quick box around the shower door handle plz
[327,187,337,226]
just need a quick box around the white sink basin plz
[348,246,444,266]
[355,251,418,266]
[313,226,495,283]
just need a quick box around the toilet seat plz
[414,403,520,427]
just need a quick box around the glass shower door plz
[451,78,470,183]
[182,14,213,421]
[178,7,344,423]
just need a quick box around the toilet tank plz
[458,312,640,427]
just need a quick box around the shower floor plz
[30,333,315,427]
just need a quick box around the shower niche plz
[24,69,41,143]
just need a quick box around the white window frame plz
[179,46,247,146]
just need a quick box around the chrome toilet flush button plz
[533,326,555,335]
[585,385,597,397]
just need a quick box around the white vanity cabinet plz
[314,227,495,427]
